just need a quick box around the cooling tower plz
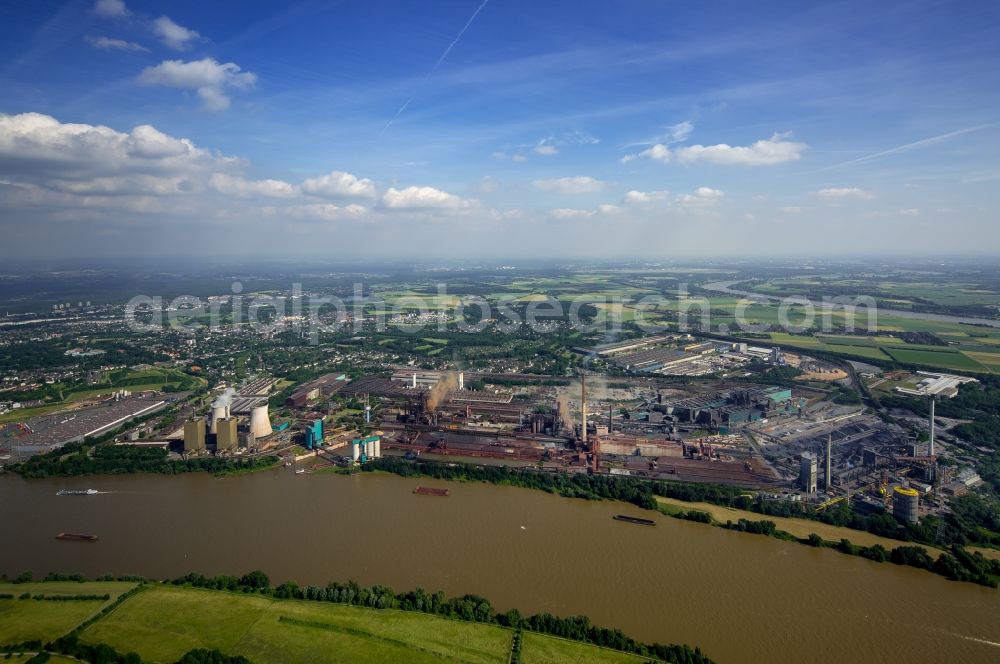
[249,405,272,438]
[352,441,360,461]
[210,406,227,434]
[373,438,381,458]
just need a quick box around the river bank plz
[655,495,1000,561]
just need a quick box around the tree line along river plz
[2,470,998,664]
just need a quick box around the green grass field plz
[883,347,988,372]
[68,584,652,663]
[0,582,136,644]
[520,632,647,663]
[757,329,1000,373]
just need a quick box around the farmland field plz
[5,584,649,663]
[883,348,987,372]
[0,581,137,644]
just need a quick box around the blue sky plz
[1,0,999,258]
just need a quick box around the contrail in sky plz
[380,0,491,136]
[816,124,993,172]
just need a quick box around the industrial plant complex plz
[3,344,973,532]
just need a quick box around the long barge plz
[613,515,655,526]
[56,532,98,542]
[413,486,450,497]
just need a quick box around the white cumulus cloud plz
[622,143,671,164]
[0,112,227,180]
[623,133,806,166]
[153,16,200,50]
[677,186,724,207]
[209,173,297,199]
[532,176,606,195]
[301,171,376,199]
[675,133,806,166]
[139,58,257,111]
[623,190,669,204]
[382,186,476,209]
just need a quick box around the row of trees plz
[1,635,246,664]
[364,456,658,509]
[12,442,278,478]
[712,515,1000,587]
[15,593,111,601]
[169,572,713,664]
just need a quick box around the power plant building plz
[285,374,349,408]
[216,417,238,451]
[799,452,818,493]
[893,486,920,524]
[303,419,324,449]
[183,418,206,453]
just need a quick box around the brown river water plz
[2,470,998,664]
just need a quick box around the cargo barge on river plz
[56,533,98,542]
[613,515,655,526]
[413,486,450,497]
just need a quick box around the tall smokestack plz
[581,371,588,445]
[929,397,935,457]
[458,372,464,391]
[825,433,832,490]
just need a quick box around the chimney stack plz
[825,433,832,490]
[581,371,588,445]
[929,397,936,457]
